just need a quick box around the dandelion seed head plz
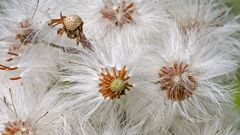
[159,62,196,101]
[15,20,36,46]
[98,66,132,100]
[3,120,35,135]
[101,0,136,27]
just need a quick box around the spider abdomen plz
[63,15,83,31]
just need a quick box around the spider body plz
[49,13,92,50]
[55,15,83,39]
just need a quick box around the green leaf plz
[235,80,240,109]
[226,0,240,14]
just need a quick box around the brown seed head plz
[16,20,35,45]
[2,120,35,135]
[158,62,196,101]
[101,0,136,27]
[98,66,133,99]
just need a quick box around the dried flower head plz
[143,22,238,121]
[2,120,35,135]
[73,0,167,43]
[158,62,196,101]
[0,1,83,81]
[167,0,238,40]
[169,116,240,135]
[0,87,63,135]
[0,0,46,81]
[15,20,36,45]
[101,0,136,27]
[99,66,133,99]
[0,19,36,80]
[58,41,151,129]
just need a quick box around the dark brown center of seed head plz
[101,0,136,27]
[158,62,196,101]
[2,120,35,135]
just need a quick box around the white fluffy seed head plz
[63,15,83,31]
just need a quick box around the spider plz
[48,13,93,50]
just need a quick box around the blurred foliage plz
[226,0,240,14]
[236,80,240,109]
[228,0,240,109]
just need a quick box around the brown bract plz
[180,20,201,35]
[99,66,133,99]
[101,0,136,27]
[0,20,34,80]
[158,62,196,101]
[2,120,35,135]
[9,20,34,58]
[16,21,36,45]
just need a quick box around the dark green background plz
[228,0,240,109]
[227,0,240,14]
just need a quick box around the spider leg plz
[57,27,66,36]
[79,23,84,33]
[77,33,93,51]
[76,38,80,45]
[48,19,64,27]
